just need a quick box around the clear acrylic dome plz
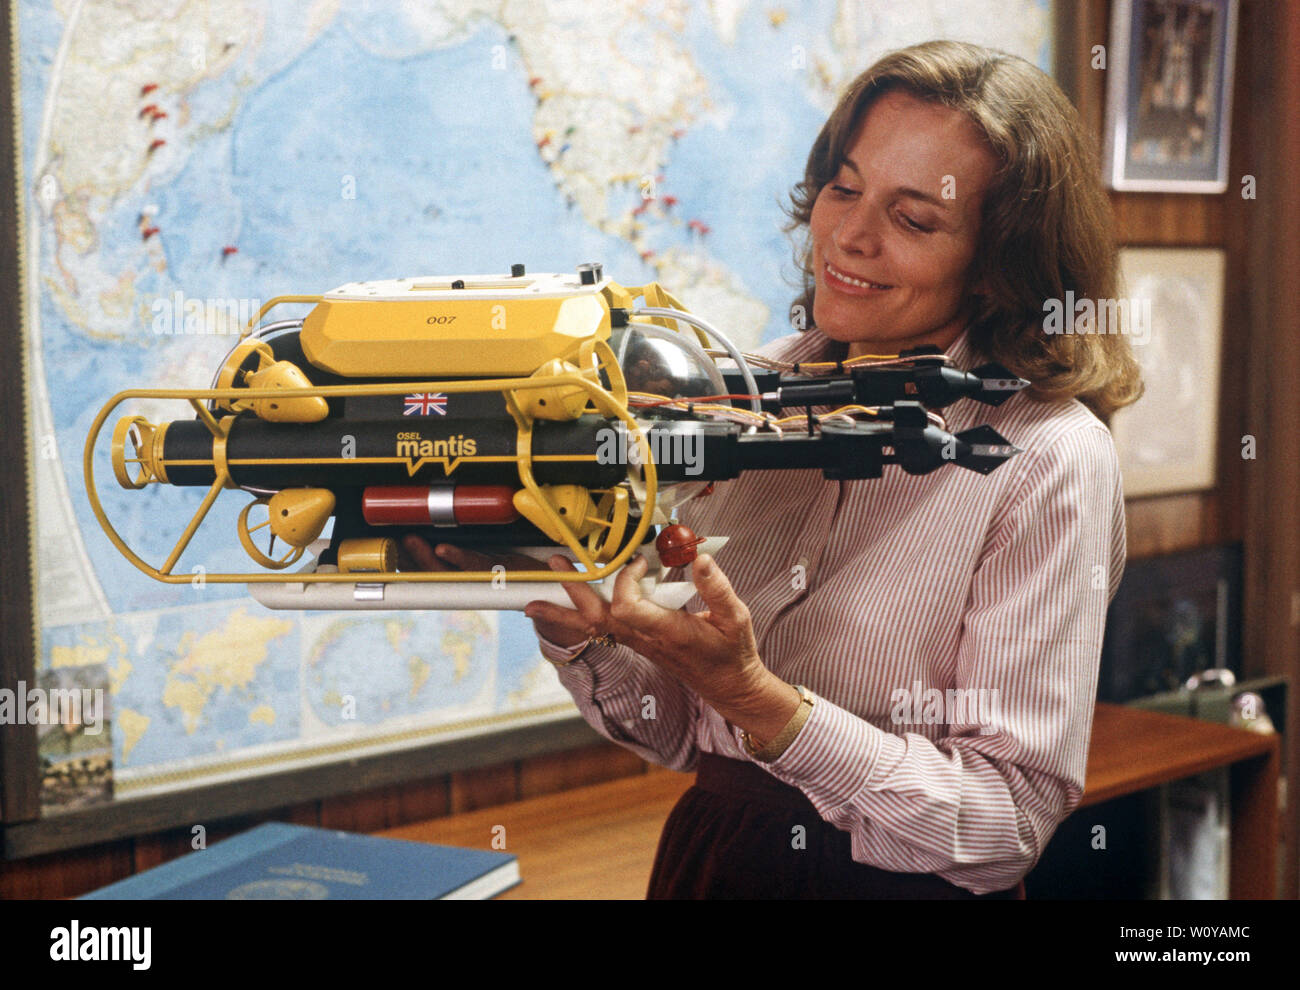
[609,323,728,519]
[610,323,727,399]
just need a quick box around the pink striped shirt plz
[539,325,1127,894]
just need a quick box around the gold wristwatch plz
[741,685,816,762]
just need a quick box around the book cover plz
[81,822,520,900]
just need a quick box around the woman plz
[409,40,1143,898]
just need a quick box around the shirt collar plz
[942,326,981,370]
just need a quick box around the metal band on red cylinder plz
[362,485,519,526]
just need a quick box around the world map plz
[15,0,1050,800]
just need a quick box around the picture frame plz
[1103,0,1238,193]
[1108,247,1225,497]
[1097,543,1242,703]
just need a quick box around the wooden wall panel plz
[1060,0,1290,897]
[0,839,132,900]
[1238,0,1300,899]
[0,0,40,830]
[319,777,450,833]
[1062,0,1244,558]
[519,743,648,799]
[1110,195,1224,244]
[1124,496,1212,559]
[450,761,521,814]
[132,828,204,874]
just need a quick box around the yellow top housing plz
[300,271,618,377]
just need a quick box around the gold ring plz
[591,633,617,647]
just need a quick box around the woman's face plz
[809,90,997,358]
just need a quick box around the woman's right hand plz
[398,535,591,648]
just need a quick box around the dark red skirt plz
[646,753,1026,899]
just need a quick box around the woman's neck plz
[845,325,967,361]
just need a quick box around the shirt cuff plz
[536,633,637,698]
[537,633,591,663]
[752,694,907,812]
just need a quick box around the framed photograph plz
[1104,0,1238,192]
[1108,247,1225,497]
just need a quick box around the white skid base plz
[247,538,727,612]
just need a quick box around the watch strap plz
[742,685,816,763]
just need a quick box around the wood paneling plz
[319,777,450,833]
[0,0,40,829]
[1238,0,1300,899]
[1045,0,1291,897]
[132,827,203,874]
[450,761,520,814]
[518,742,648,799]
[1110,194,1225,244]
[1124,495,1212,559]
[0,839,132,900]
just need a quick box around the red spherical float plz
[655,524,705,567]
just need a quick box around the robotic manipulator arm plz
[84,262,1028,612]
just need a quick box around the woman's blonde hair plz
[786,40,1143,421]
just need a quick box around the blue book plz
[81,822,520,900]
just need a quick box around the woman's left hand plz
[526,553,801,739]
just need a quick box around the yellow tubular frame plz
[83,370,656,586]
[239,296,323,338]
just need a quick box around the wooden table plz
[379,703,1280,899]
[380,767,693,899]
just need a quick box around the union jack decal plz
[403,392,448,416]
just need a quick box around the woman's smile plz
[822,260,894,293]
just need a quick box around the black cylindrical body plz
[161,414,627,488]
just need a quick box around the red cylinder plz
[453,485,520,524]
[362,485,519,526]
[363,486,434,525]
